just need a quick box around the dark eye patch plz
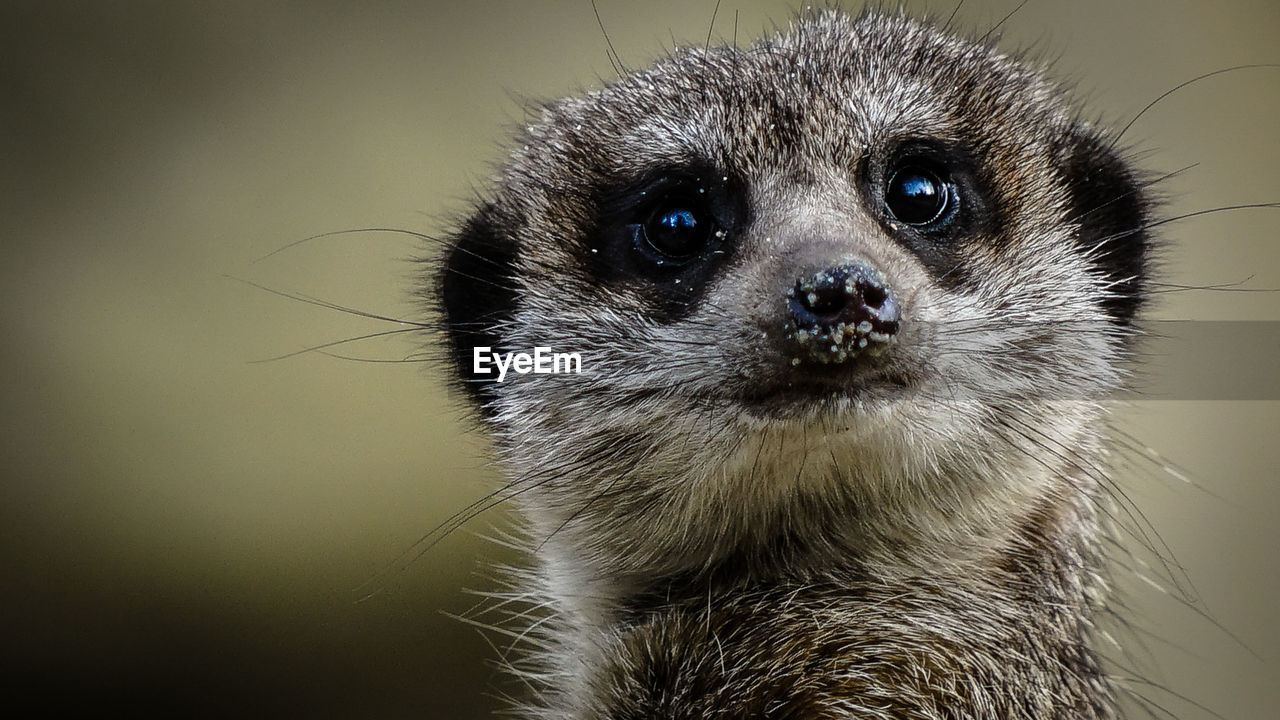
[865,140,996,290]
[587,165,747,321]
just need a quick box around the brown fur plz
[436,8,1150,718]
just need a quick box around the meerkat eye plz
[633,194,715,260]
[884,163,956,226]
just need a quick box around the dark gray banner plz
[1122,321,1280,401]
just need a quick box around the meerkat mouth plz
[736,366,913,420]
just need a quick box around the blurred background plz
[1,1,1275,717]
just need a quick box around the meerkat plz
[434,7,1152,719]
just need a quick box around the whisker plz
[1114,64,1280,144]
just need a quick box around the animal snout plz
[786,263,900,364]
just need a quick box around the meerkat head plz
[435,10,1149,585]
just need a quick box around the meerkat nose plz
[786,263,901,365]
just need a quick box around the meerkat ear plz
[1059,129,1152,327]
[436,203,519,415]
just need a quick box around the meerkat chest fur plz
[437,9,1149,719]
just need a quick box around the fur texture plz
[436,9,1150,719]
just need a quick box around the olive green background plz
[1,1,1276,717]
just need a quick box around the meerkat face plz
[437,11,1149,576]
